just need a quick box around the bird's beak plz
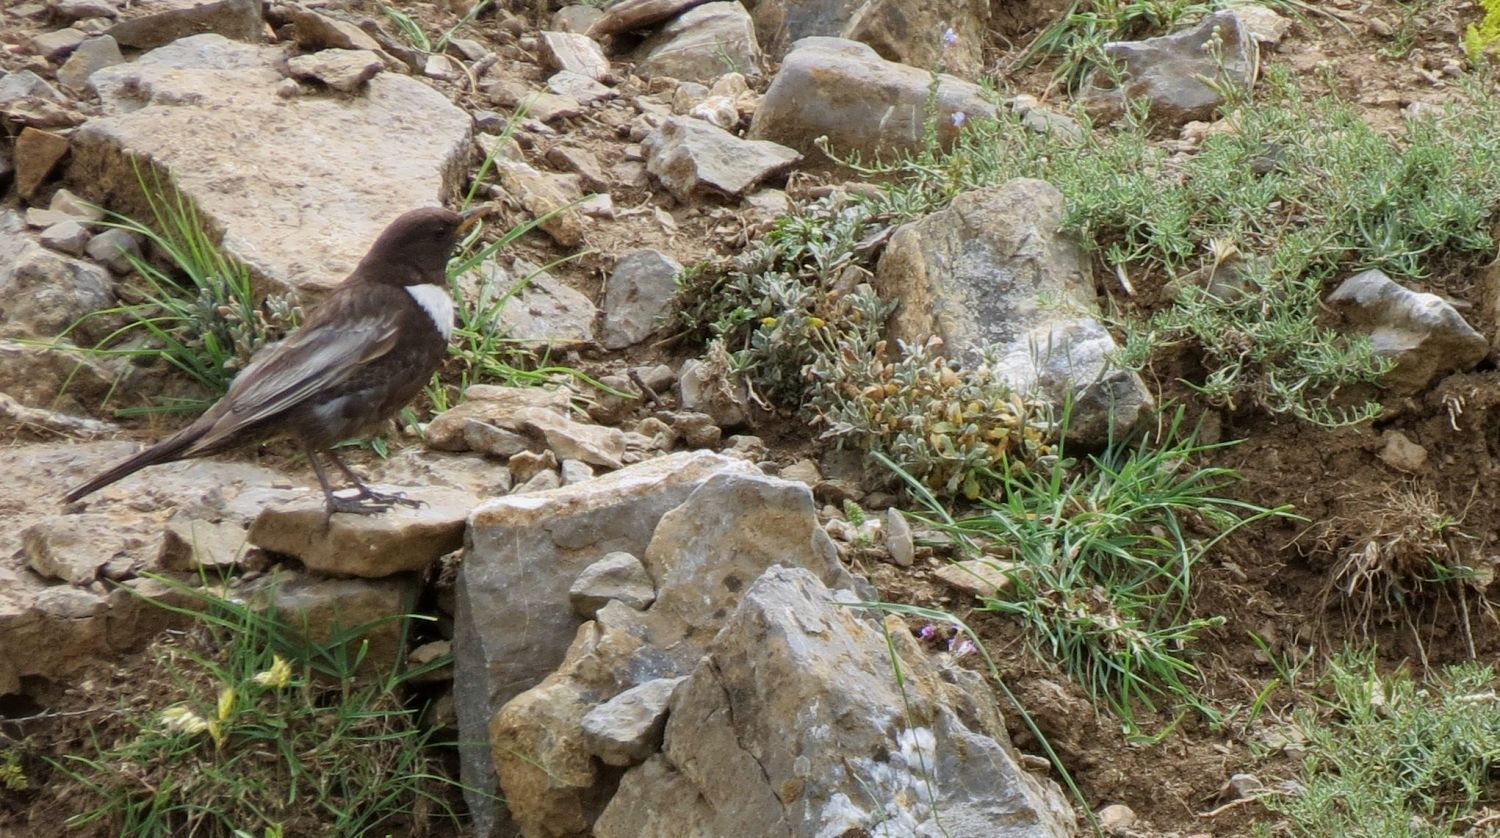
[457,206,488,235]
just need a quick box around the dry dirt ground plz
[5,1,1500,836]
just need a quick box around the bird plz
[64,205,483,519]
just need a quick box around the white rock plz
[643,115,800,201]
[287,48,384,93]
[539,31,610,81]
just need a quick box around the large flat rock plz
[70,35,472,299]
[0,441,292,696]
[248,483,477,578]
[107,0,265,50]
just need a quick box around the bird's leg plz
[326,448,424,509]
[306,445,396,524]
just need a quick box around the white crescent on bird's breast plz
[406,284,455,341]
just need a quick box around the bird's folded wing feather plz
[189,303,403,452]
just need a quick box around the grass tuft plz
[377,1,492,55]
[888,409,1291,728]
[670,193,1053,499]
[57,164,299,414]
[1313,483,1489,661]
[52,576,462,838]
[1466,0,1500,63]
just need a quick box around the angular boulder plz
[1327,269,1487,394]
[490,259,598,345]
[643,115,799,201]
[107,0,265,49]
[0,568,199,697]
[635,2,762,84]
[601,248,682,349]
[248,484,476,578]
[746,0,988,77]
[588,0,707,38]
[14,128,71,200]
[423,384,574,452]
[748,37,996,163]
[0,339,124,410]
[1081,9,1258,128]
[71,35,471,298]
[57,35,125,92]
[286,48,384,93]
[595,567,1074,837]
[255,570,421,673]
[874,178,1153,444]
[487,470,865,837]
[454,451,756,835]
[0,441,291,696]
[539,31,610,81]
[0,212,114,343]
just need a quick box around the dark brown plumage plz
[64,206,481,517]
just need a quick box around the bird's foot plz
[323,493,397,522]
[352,486,425,509]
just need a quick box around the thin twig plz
[628,369,661,406]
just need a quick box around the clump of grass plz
[1259,651,1500,836]
[58,165,299,414]
[377,0,492,55]
[889,409,1290,728]
[671,195,886,405]
[53,578,459,838]
[1022,0,1224,91]
[432,220,590,410]
[1380,0,1435,60]
[807,289,1054,499]
[1314,484,1487,658]
[0,747,27,792]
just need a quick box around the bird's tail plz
[63,428,204,503]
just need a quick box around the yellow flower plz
[162,705,210,736]
[760,316,778,327]
[217,686,236,722]
[252,655,293,689]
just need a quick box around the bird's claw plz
[325,493,396,519]
[356,487,425,509]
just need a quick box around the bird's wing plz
[188,300,403,452]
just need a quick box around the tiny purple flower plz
[942,27,958,48]
[952,111,967,128]
[948,636,976,658]
[917,623,939,641]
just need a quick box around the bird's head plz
[358,206,485,285]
